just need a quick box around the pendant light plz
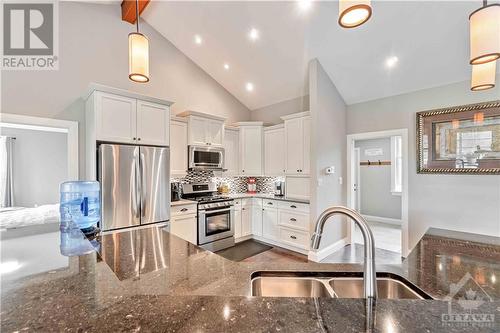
[469,1,500,65]
[471,61,496,91]
[338,0,372,28]
[128,0,149,83]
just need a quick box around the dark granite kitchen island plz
[1,223,499,332]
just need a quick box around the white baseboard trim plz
[307,237,349,262]
[362,214,402,226]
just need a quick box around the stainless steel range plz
[181,182,235,251]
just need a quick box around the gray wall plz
[309,59,347,250]
[250,96,309,125]
[1,128,67,207]
[355,138,401,219]
[1,2,251,178]
[347,76,500,250]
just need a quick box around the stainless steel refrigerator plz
[98,144,170,231]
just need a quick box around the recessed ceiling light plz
[246,82,254,92]
[248,28,259,41]
[224,63,230,70]
[385,56,399,69]
[194,35,203,45]
[298,0,312,11]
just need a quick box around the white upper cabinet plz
[91,90,170,145]
[223,128,239,176]
[264,125,285,176]
[95,92,137,143]
[170,118,188,176]
[136,100,170,146]
[178,111,225,147]
[238,122,263,176]
[282,112,311,176]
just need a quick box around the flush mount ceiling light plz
[194,35,203,45]
[385,56,399,69]
[246,82,254,92]
[338,0,372,28]
[223,63,230,70]
[469,1,500,65]
[128,0,149,83]
[471,61,496,91]
[298,0,312,12]
[248,28,260,41]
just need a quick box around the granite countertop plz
[227,192,310,204]
[1,223,499,332]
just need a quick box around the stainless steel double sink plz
[251,271,432,299]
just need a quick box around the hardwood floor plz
[241,246,309,263]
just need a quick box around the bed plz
[0,204,60,230]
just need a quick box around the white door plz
[234,207,242,239]
[170,214,197,244]
[240,126,263,176]
[284,118,303,174]
[302,117,311,175]
[136,101,169,146]
[262,207,279,241]
[241,205,252,236]
[264,128,285,176]
[95,92,137,143]
[170,120,188,176]
[353,147,361,212]
[223,129,239,176]
[207,120,224,146]
[189,116,208,145]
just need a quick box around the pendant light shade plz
[471,61,496,91]
[469,3,500,65]
[129,32,149,83]
[339,0,372,28]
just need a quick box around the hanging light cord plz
[135,0,140,33]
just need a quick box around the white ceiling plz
[142,1,499,110]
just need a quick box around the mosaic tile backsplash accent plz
[171,170,283,194]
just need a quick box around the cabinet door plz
[223,129,239,176]
[284,118,303,175]
[95,92,137,143]
[286,176,310,200]
[207,120,224,146]
[240,126,263,176]
[234,208,242,239]
[241,205,252,236]
[264,128,285,176]
[302,117,311,175]
[170,214,197,244]
[189,116,208,145]
[251,204,263,236]
[262,207,279,241]
[170,120,188,176]
[136,101,169,146]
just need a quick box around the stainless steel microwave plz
[188,145,225,171]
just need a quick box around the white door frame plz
[0,113,79,179]
[346,128,409,257]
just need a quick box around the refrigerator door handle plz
[134,150,141,218]
[140,151,147,218]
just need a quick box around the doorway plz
[347,129,409,257]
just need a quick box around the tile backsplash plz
[171,170,283,194]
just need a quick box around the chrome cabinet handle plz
[290,218,297,222]
[180,208,188,212]
[137,138,141,141]
[290,235,297,240]
[133,137,136,140]
[267,202,273,205]
[290,205,297,209]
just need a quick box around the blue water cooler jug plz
[60,181,100,231]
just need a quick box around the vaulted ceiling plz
[142,1,498,110]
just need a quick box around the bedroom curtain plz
[0,136,14,208]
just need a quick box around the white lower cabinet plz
[170,203,198,244]
[241,204,252,237]
[262,206,279,241]
[278,227,309,250]
[251,199,263,236]
[233,199,243,239]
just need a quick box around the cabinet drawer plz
[278,227,309,250]
[262,199,279,208]
[171,204,197,216]
[278,211,309,231]
[277,201,309,213]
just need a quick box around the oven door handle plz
[200,208,232,214]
